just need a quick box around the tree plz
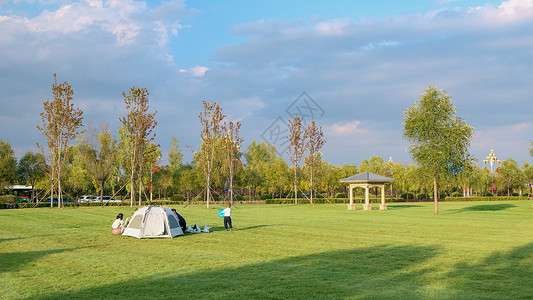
[79,123,116,201]
[119,87,158,207]
[222,121,243,204]
[18,151,46,201]
[196,100,225,209]
[168,137,183,171]
[287,115,305,205]
[523,163,533,197]
[244,140,279,200]
[497,159,523,196]
[303,120,326,204]
[403,85,474,214]
[36,74,84,207]
[0,139,17,190]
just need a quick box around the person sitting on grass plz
[112,213,124,234]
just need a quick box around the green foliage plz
[0,195,17,204]
[401,193,415,199]
[0,139,17,189]
[334,193,346,198]
[444,196,528,201]
[18,151,46,189]
[170,194,185,202]
[403,85,474,212]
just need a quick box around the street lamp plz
[483,149,500,173]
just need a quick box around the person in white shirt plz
[112,213,124,234]
[223,204,233,231]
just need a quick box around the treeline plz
[1,78,533,207]
[1,137,533,205]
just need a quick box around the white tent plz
[122,206,184,238]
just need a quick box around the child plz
[112,213,124,234]
[223,203,233,231]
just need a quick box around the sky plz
[1,0,532,167]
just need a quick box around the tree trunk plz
[206,173,211,209]
[310,164,314,204]
[433,175,438,214]
[294,166,298,205]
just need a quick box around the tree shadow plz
[39,245,440,299]
[0,248,80,274]
[201,224,273,232]
[387,205,423,209]
[451,204,516,213]
[443,242,533,298]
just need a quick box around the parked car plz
[93,196,122,203]
[78,195,95,203]
[43,197,73,203]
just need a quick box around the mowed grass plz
[1,201,533,299]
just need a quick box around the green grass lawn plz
[1,201,533,299]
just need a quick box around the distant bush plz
[445,196,528,202]
[451,192,462,197]
[259,194,272,200]
[401,193,415,200]
[334,193,346,198]
[417,193,429,199]
[0,195,17,204]
[170,194,185,202]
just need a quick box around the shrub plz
[417,193,428,199]
[451,192,463,197]
[401,193,414,200]
[170,194,185,202]
[445,196,528,202]
[0,195,17,204]
[334,193,346,198]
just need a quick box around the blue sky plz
[0,0,532,167]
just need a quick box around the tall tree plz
[497,159,523,196]
[287,115,305,205]
[222,121,243,204]
[0,139,17,190]
[303,120,326,204]
[196,100,225,208]
[403,85,474,214]
[119,87,158,207]
[523,163,533,197]
[18,151,46,201]
[243,140,276,200]
[36,74,84,207]
[79,123,116,202]
[168,137,183,171]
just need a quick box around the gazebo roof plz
[340,171,394,183]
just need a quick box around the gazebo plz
[340,172,394,211]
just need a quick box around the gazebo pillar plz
[347,184,356,210]
[363,185,372,210]
[380,184,387,210]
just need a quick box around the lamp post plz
[483,149,500,173]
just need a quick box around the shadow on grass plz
[40,245,440,299]
[443,242,533,298]
[0,248,79,274]
[387,205,423,209]
[451,204,516,213]
[196,224,273,233]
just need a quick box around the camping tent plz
[122,206,184,238]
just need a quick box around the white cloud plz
[315,18,350,36]
[190,66,208,77]
[328,121,368,136]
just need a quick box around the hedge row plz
[444,196,530,202]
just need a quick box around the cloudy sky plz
[1,0,532,167]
